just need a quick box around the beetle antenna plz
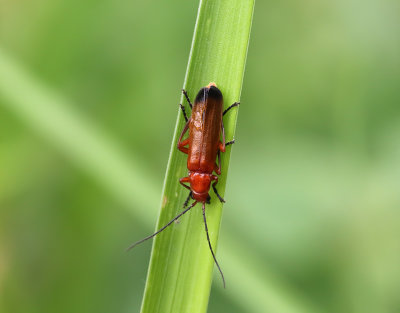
[126,201,198,251]
[201,202,226,288]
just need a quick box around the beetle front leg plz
[183,191,193,208]
[180,177,191,191]
[211,175,225,203]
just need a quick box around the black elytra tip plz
[195,83,223,103]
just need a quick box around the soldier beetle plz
[128,82,239,287]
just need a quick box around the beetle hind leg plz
[179,89,193,122]
[182,89,193,109]
[223,102,240,116]
[179,103,189,122]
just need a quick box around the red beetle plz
[129,83,238,287]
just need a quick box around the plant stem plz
[140,1,255,312]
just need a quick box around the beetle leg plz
[220,102,239,149]
[178,138,189,154]
[223,102,240,116]
[218,141,226,153]
[179,103,189,122]
[211,175,225,203]
[183,191,192,208]
[182,89,193,109]
[179,177,191,191]
[214,150,221,175]
[226,139,235,146]
[219,121,226,153]
[177,120,190,154]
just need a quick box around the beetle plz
[128,83,239,287]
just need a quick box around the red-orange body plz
[128,82,238,288]
[178,83,228,203]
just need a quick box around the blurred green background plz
[1,0,400,312]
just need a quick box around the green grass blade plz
[140,1,255,312]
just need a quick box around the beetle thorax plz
[189,172,211,202]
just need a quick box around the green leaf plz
[140,1,255,312]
